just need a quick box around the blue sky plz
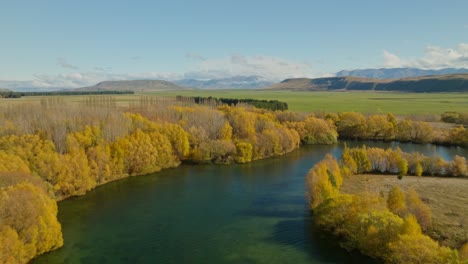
[1,0,468,88]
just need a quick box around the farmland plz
[2,90,467,116]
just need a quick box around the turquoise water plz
[33,142,466,264]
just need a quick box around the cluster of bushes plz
[306,154,466,263]
[323,112,468,146]
[342,145,467,178]
[176,95,289,111]
[442,112,468,126]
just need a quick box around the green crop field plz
[2,90,467,116]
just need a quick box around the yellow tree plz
[451,155,467,177]
[234,141,253,163]
[341,145,358,174]
[0,151,31,173]
[219,121,233,141]
[56,134,95,198]
[148,131,176,168]
[0,135,62,191]
[306,154,341,209]
[388,233,459,264]
[395,119,413,142]
[353,211,404,259]
[120,129,159,175]
[459,242,468,263]
[401,214,422,236]
[154,123,190,160]
[365,115,395,140]
[348,146,372,174]
[387,186,407,217]
[0,182,63,263]
[366,147,388,172]
[336,112,366,139]
[406,188,433,231]
[0,226,25,264]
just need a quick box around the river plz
[33,141,466,264]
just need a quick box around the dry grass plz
[341,174,468,248]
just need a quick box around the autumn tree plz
[0,182,63,263]
[306,154,342,209]
[347,146,372,173]
[459,242,468,263]
[450,155,468,177]
[388,233,459,264]
[387,186,407,217]
[336,112,366,139]
[406,188,433,231]
[234,141,253,163]
[365,115,395,141]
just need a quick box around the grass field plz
[145,90,468,115]
[1,90,468,115]
[341,174,468,248]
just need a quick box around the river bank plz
[32,142,466,263]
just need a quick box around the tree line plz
[342,145,467,178]
[322,112,468,147]
[306,152,467,263]
[0,90,134,98]
[176,95,289,111]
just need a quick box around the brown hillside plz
[76,80,186,92]
[268,74,468,92]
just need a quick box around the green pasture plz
[145,90,468,115]
[1,90,467,115]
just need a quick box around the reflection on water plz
[33,141,465,264]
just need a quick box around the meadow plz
[1,90,468,115]
[146,90,468,115]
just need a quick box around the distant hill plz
[0,88,11,92]
[268,74,468,92]
[336,67,468,79]
[174,76,273,89]
[76,80,186,92]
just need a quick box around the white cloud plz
[383,50,402,68]
[382,43,468,69]
[185,52,206,61]
[185,54,319,81]
[28,71,182,89]
[56,57,79,70]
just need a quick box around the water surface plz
[33,141,466,264]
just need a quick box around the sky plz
[1,0,468,89]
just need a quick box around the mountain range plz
[173,75,273,89]
[3,67,468,92]
[76,80,186,92]
[336,67,468,79]
[268,74,468,92]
